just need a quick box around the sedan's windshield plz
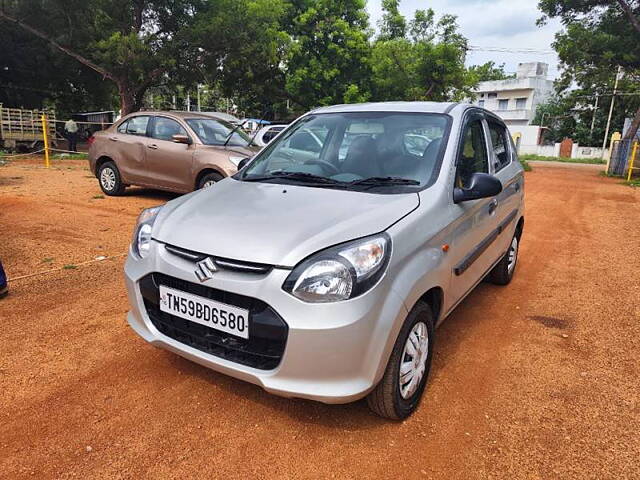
[240,112,450,192]
[186,118,252,147]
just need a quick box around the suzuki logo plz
[195,257,217,282]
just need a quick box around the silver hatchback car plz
[124,102,524,419]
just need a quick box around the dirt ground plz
[0,157,638,479]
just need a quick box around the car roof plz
[125,111,228,121]
[310,101,461,115]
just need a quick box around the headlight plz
[228,156,247,167]
[283,234,391,303]
[132,206,163,258]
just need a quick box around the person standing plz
[0,258,7,299]
[64,118,79,152]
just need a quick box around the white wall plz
[517,143,605,159]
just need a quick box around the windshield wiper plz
[223,120,248,147]
[242,171,344,185]
[348,177,421,188]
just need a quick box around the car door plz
[146,116,195,191]
[109,115,151,184]
[448,112,502,307]
[486,118,524,255]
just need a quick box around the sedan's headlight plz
[283,234,391,303]
[228,156,247,167]
[132,206,163,258]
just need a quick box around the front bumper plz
[125,240,408,404]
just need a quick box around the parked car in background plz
[0,258,7,298]
[253,124,288,147]
[124,102,525,420]
[88,112,258,195]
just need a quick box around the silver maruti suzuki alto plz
[124,102,525,419]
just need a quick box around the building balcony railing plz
[493,109,535,121]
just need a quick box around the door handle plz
[489,199,498,214]
[109,136,118,142]
[147,144,158,150]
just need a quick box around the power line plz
[468,45,556,55]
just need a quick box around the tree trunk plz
[623,105,640,140]
[118,82,138,116]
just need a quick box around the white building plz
[472,62,554,129]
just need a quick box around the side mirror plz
[172,134,192,145]
[454,172,503,203]
[237,157,252,170]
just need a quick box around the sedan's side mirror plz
[454,173,503,203]
[172,134,192,145]
[237,157,252,170]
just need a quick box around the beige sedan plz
[88,111,258,195]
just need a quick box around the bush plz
[519,154,605,165]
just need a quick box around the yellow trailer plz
[0,104,57,151]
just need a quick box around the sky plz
[366,0,563,79]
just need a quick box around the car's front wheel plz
[98,161,126,196]
[367,302,435,420]
[198,172,224,190]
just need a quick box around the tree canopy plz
[468,62,515,83]
[370,6,473,102]
[0,0,489,117]
[538,0,640,140]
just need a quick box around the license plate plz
[159,285,249,339]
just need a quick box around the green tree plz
[378,0,406,40]
[468,62,515,82]
[0,23,115,115]
[190,0,291,117]
[0,0,205,114]
[371,7,473,102]
[539,0,640,140]
[283,0,372,108]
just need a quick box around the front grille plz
[164,244,272,275]
[140,273,288,370]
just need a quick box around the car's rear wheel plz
[487,232,520,285]
[198,172,224,189]
[98,161,126,196]
[367,302,435,420]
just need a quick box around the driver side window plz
[456,119,488,189]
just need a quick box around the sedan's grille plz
[140,273,288,370]
[164,244,272,275]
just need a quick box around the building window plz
[488,93,497,99]
[479,100,485,107]
[516,98,527,109]
[498,99,509,110]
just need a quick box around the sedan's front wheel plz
[367,302,435,420]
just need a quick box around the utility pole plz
[590,94,599,144]
[186,92,191,112]
[197,85,201,112]
[602,66,622,157]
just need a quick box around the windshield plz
[240,112,450,192]
[186,118,252,147]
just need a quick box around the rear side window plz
[126,116,150,136]
[263,127,284,144]
[456,119,488,189]
[150,117,188,141]
[488,122,511,172]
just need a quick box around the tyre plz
[98,161,126,196]
[487,232,520,286]
[367,302,435,420]
[198,172,224,189]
